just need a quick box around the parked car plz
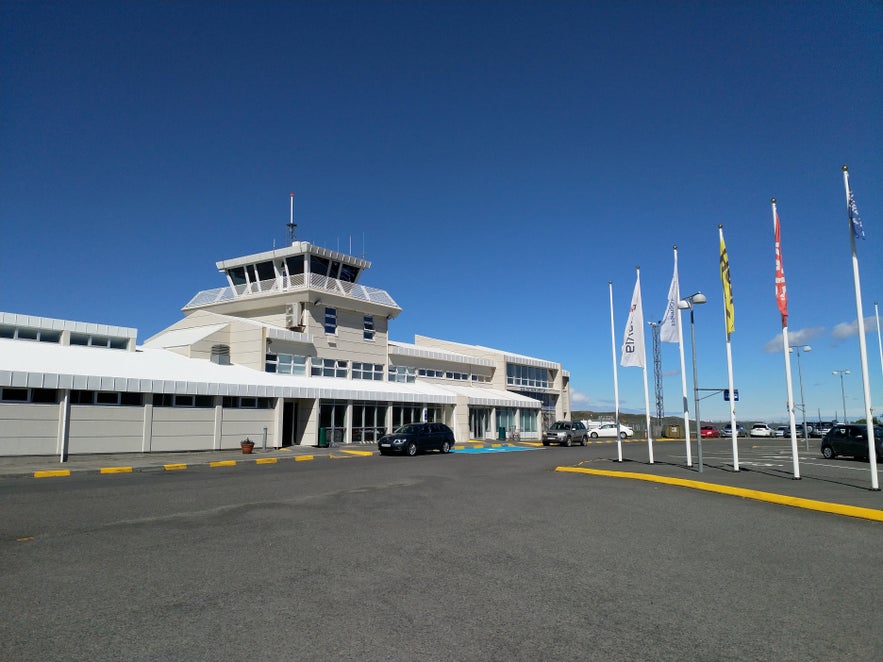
[811,422,834,438]
[749,423,773,437]
[722,424,747,437]
[378,422,455,456]
[543,420,589,446]
[588,422,634,440]
[775,425,789,437]
[820,424,883,461]
[700,425,720,438]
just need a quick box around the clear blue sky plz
[2,1,881,424]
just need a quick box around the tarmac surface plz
[2,438,882,522]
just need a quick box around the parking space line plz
[556,466,883,522]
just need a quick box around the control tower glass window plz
[311,256,330,277]
[339,263,359,282]
[286,255,304,276]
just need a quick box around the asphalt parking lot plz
[1,436,881,521]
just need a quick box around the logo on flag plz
[660,261,680,344]
[719,235,735,336]
[774,209,788,328]
[848,188,865,240]
[621,275,645,368]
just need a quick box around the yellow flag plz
[720,233,735,335]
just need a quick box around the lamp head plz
[692,292,707,305]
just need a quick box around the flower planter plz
[240,440,255,454]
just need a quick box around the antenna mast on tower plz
[287,193,297,244]
[649,320,664,425]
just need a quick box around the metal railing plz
[184,273,399,310]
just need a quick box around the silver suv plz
[542,421,589,447]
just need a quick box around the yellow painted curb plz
[34,470,71,478]
[294,455,314,462]
[256,457,277,464]
[555,466,883,522]
[210,460,237,468]
[100,466,133,474]
[338,449,374,457]
[164,463,187,471]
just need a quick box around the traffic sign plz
[724,389,739,402]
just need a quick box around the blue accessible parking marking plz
[453,446,537,454]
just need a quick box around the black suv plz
[378,422,455,456]
[820,424,883,461]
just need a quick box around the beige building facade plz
[0,241,572,456]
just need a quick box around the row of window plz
[228,255,363,287]
[506,364,551,389]
[0,388,271,409]
[0,326,128,349]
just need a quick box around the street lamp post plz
[678,292,707,472]
[789,345,811,451]
[832,369,850,423]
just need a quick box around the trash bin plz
[318,427,328,448]
[498,426,506,440]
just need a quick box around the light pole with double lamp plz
[679,292,707,472]
[832,369,850,423]
[789,345,811,450]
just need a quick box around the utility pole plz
[648,321,663,426]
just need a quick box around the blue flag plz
[848,188,865,240]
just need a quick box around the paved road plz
[2,442,881,661]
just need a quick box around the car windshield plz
[550,422,570,430]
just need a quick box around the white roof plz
[0,339,536,408]
[440,384,541,409]
[142,323,227,348]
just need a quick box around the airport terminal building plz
[0,240,572,456]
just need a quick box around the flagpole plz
[841,166,879,490]
[875,302,883,415]
[608,281,623,462]
[772,199,801,479]
[636,267,655,464]
[719,226,739,471]
[673,247,692,467]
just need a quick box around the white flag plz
[621,275,645,367]
[660,261,680,343]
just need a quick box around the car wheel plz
[579,437,586,446]
[405,441,417,456]
[821,445,835,460]
[440,440,451,454]
[564,436,572,447]
[590,432,599,439]
[619,432,627,440]
[542,440,550,446]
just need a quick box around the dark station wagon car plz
[378,422,455,456]
[820,424,883,461]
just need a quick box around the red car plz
[700,425,720,438]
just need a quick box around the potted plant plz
[240,438,255,454]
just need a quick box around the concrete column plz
[57,389,70,463]
[142,403,154,453]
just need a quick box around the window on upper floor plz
[311,358,348,378]
[352,362,384,380]
[363,315,375,341]
[324,307,337,334]
[389,365,416,383]
[266,352,307,376]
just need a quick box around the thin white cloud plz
[763,326,826,353]
[831,315,877,342]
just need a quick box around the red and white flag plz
[774,207,788,328]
